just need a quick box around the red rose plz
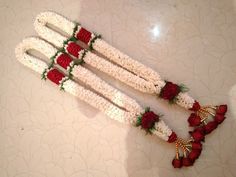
[76,27,92,44]
[172,158,182,168]
[189,101,201,112]
[182,157,193,166]
[191,142,202,150]
[56,53,73,69]
[141,111,159,129]
[188,113,202,127]
[190,129,205,142]
[204,121,218,134]
[216,105,227,115]
[188,149,201,161]
[66,42,82,58]
[160,82,180,100]
[47,69,65,85]
[194,126,205,134]
[168,132,177,143]
[214,114,226,124]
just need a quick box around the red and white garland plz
[34,12,227,141]
[15,37,178,141]
[15,11,229,168]
[16,37,208,168]
[34,11,228,139]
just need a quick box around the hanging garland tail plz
[134,107,204,168]
[187,104,227,135]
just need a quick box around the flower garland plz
[34,16,159,94]
[25,38,143,115]
[71,23,228,133]
[33,12,196,108]
[15,38,139,123]
[31,12,229,168]
[33,11,228,140]
[15,37,207,168]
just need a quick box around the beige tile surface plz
[1,0,236,176]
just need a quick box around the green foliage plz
[60,77,70,91]
[135,115,142,127]
[41,69,47,80]
[145,107,150,113]
[63,36,77,46]
[89,34,102,50]
[179,83,189,93]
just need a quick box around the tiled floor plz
[1,0,236,176]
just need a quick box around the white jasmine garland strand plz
[15,38,135,123]
[152,120,173,141]
[92,39,196,108]
[34,13,158,94]
[93,38,162,83]
[91,39,196,109]
[15,37,175,142]
[22,37,142,114]
[34,12,162,83]
[34,12,68,48]
[34,12,195,110]
[15,38,54,74]
[36,11,76,35]
[83,52,157,93]
[62,79,135,123]
[175,92,195,110]
[71,65,143,114]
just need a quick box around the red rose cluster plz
[172,141,203,168]
[160,81,180,101]
[173,105,227,168]
[188,113,201,127]
[215,105,227,123]
[189,101,201,112]
[140,111,159,130]
[187,105,227,134]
